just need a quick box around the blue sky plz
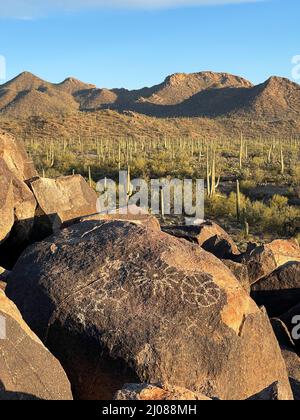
[0,0,299,88]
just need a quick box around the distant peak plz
[163,71,253,88]
[62,77,82,84]
[264,75,296,85]
[15,71,42,80]
[58,77,96,92]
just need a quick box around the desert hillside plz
[0,71,299,121]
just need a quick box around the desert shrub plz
[241,180,257,193]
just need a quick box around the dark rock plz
[222,259,250,293]
[278,304,300,354]
[247,382,292,400]
[242,239,300,285]
[271,318,296,350]
[6,220,292,400]
[27,175,98,237]
[0,290,72,400]
[251,262,300,317]
[162,220,240,260]
[281,347,300,400]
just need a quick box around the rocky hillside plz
[0,71,299,121]
[1,131,300,400]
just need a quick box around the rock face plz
[0,175,14,244]
[0,132,100,269]
[0,131,37,181]
[222,260,250,293]
[28,175,98,235]
[114,384,212,401]
[247,382,292,401]
[243,240,300,285]
[81,207,160,232]
[6,220,292,400]
[162,221,240,260]
[278,304,300,354]
[0,290,72,400]
[281,348,300,400]
[0,132,37,250]
[251,262,300,317]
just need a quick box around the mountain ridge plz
[0,71,299,120]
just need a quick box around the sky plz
[0,0,299,89]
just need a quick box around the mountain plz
[136,71,253,106]
[0,71,299,120]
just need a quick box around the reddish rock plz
[7,220,292,400]
[0,290,72,400]
[0,131,37,181]
[251,262,300,317]
[163,220,240,260]
[222,259,250,293]
[0,133,37,263]
[247,382,293,400]
[243,239,300,285]
[28,175,98,234]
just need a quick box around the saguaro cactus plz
[280,144,285,175]
[236,179,241,222]
[206,147,220,198]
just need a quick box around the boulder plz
[6,220,293,400]
[271,318,296,350]
[278,304,300,354]
[0,131,37,181]
[0,290,72,400]
[162,221,240,260]
[81,208,160,232]
[0,157,37,244]
[222,260,250,293]
[247,382,293,401]
[114,384,212,400]
[270,319,300,400]
[243,239,300,285]
[28,175,98,236]
[0,134,37,267]
[281,348,300,400]
[0,174,14,244]
[251,262,300,317]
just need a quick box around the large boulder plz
[114,384,212,401]
[81,207,160,232]
[247,382,293,401]
[270,319,300,400]
[0,290,72,400]
[243,239,300,285]
[162,221,240,260]
[0,131,37,181]
[271,318,296,350]
[278,304,300,354]
[0,174,14,244]
[281,348,300,400]
[0,133,38,266]
[251,262,300,317]
[6,220,292,400]
[28,175,98,236]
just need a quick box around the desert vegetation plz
[19,125,300,242]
